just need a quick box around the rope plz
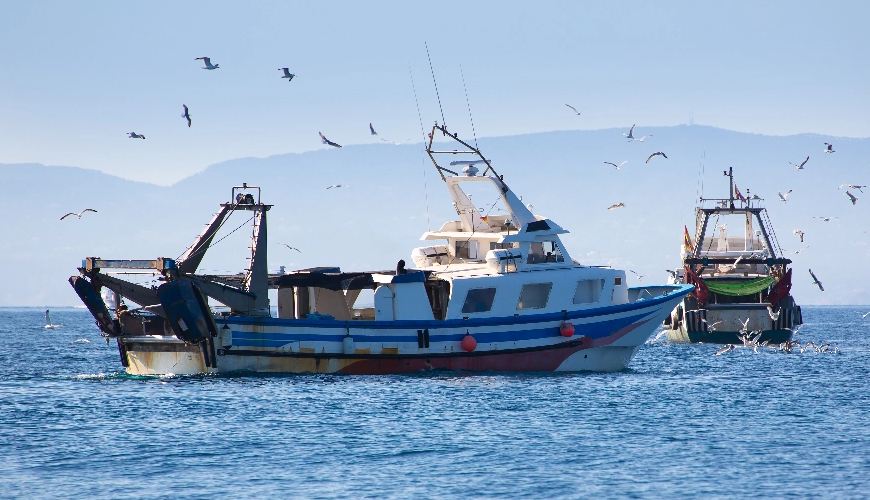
[425,42,445,128]
[461,64,479,151]
[410,67,431,232]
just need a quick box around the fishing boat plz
[663,168,802,344]
[69,123,692,375]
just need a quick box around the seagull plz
[809,269,824,291]
[629,270,645,280]
[778,190,793,203]
[127,132,145,139]
[73,338,90,343]
[628,135,653,142]
[181,104,191,127]
[845,191,858,205]
[369,123,377,135]
[813,216,837,222]
[801,341,816,353]
[794,246,809,254]
[790,156,810,169]
[44,310,60,329]
[326,184,349,189]
[604,161,628,170]
[861,311,870,319]
[767,305,781,321]
[738,317,751,334]
[622,124,636,139]
[701,318,723,331]
[816,343,831,353]
[281,244,301,253]
[824,142,834,153]
[60,209,97,220]
[646,152,668,163]
[195,57,219,70]
[839,184,865,193]
[565,104,588,115]
[279,68,295,81]
[793,229,805,242]
[607,203,625,210]
[714,344,736,356]
[319,132,342,148]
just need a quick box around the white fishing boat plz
[70,123,692,375]
[663,168,802,344]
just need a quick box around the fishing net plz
[703,276,777,296]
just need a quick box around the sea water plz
[0,306,868,499]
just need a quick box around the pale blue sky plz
[1,1,868,184]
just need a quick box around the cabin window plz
[573,279,604,304]
[527,241,565,264]
[490,242,517,250]
[461,288,497,313]
[614,277,622,286]
[517,283,552,309]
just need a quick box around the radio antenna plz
[409,67,431,231]
[425,42,446,129]
[460,64,479,150]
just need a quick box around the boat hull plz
[664,297,801,345]
[120,285,693,375]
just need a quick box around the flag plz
[734,184,747,203]
[480,215,489,223]
[683,225,694,252]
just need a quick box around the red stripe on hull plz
[337,343,587,374]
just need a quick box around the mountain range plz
[4,125,868,307]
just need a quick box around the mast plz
[728,167,734,209]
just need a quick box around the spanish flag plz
[683,225,694,252]
[734,184,747,203]
[480,215,489,223]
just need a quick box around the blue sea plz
[0,306,868,499]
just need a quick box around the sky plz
[1,1,869,185]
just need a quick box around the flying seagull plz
[646,152,668,163]
[813,216,837,222]
[809,269,824,291]
[279,68,295,81]
[181,104,191,127]
[794,246,809,254]
[607,203,625,210]
[790,156,810,169]
[845,191,858,205]
[195,57,219,70]
[127,132,145,139]
[327,184,349,189]
[629,270,645,280]
[622,124,636,139]
[767,306,782,321]
[565,104,588,115]
[778,190,793,203]
[839,183,865,193]
[281,244,301,253]
[714,344,736,356]
[824,142,834,153]
[319,132,342,148]
[629,135,653,142]
[60,209,97,220]
[861,311,870,319]
[793,229,805,242]
[369,123,377,135]
[604,161,628,170]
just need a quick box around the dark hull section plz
[686,329,792,345]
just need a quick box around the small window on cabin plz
[614,277,622,286]
[527,241,564,264]
[517,283,552,309]
[490,242,517,250]
[573,279,604,304]
[461,288,497,313]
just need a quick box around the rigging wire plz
[179,212,255,265]
[409,66,431,232]
[460,64,479,151]
[425,42,446,128]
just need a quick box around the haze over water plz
[2,307,868,499]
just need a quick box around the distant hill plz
[3,125,868,307]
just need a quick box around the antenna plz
[425,42,446,129]
[460,64,479,150]
[409,67,431,232]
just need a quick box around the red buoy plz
[560,322,575,337]
[461,333,477,352]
